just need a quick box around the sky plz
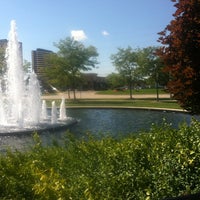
[0,0,176,76]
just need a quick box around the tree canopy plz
[111,47,138,99]
[157,0,200,113]
[44,37,98,98]
[135,46,168,87]
[106,73,126,89]
[110,46,167,99]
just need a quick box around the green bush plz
[0,119,200,199]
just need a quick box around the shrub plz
[0,119,200,199]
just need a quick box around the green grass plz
[43,89,182,110]
[45,99,182,110]
[69,99,181,109]
[96,88,168,95]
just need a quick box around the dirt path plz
[42,90,170,100]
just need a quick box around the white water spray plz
[51,101,57,124]
[5,20,25,125]
[0,20,72,132]
[0,20,43,127]
[41,100,48,120]
[59,98,67,120]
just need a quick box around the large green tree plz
[111,46,168,99]
[157,0,200,113]
[111,47,138,99]
[136,46,169,100]
[106,73,126,89]
[45,37,98,99]
[136,47,167,83]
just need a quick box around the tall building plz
[32,48,54,91]
[32,48,53,74]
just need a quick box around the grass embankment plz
[96,88,167,95]
[44,89,182,110]
[1,120,200,199]
[66,99,181,110]
[44,99,181,110]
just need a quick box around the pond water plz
[0,108,199,151]
[67,108,198,137]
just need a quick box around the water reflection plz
[67,108,197,136]
[0,108,199,151]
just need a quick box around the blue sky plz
[0,0,175,76]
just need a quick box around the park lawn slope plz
[44,98,182,110]
[96,88,168,95]
[67,99,182,110]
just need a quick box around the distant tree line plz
[110,46,168,99]
[43,40,168,99]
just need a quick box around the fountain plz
[41,100,48,120]
[0,20,76,135]
[51,101,57,124]
[59,97,67,120]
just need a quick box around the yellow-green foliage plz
[0,119,200,199]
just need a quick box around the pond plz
[67,108,198,137]
[0,108,199,151]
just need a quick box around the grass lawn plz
[43,88,182,110]
[96,88,168,95]
[68,99,181,110]
[44,98,182,110]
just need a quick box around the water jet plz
[0,20,76,135]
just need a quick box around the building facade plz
[31,48,54,92]
[82,73,107,90]
[32,48,53,74]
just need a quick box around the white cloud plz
[71,30,87,41]
[102,30,110,36]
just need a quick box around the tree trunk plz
[129,81,133,99]
[73,89,76,100]
[155,71,159,101]
[67,89,71,99]
[156,81,159,101]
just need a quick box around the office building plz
[32,48,54,91]
[32,48,53,74]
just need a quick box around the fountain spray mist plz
[1,20,42,127]
[59,98,67,120]
[0,20,76,133]
[6,20,25,126]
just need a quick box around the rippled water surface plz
[67,108,197,137]
[0,108,199,151]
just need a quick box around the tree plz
[106,73,126,89]
[111,46,168,99]
[157,0,200,113]
[136,46,169,101]
[111,47,138,99]
[45,37,98,99]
